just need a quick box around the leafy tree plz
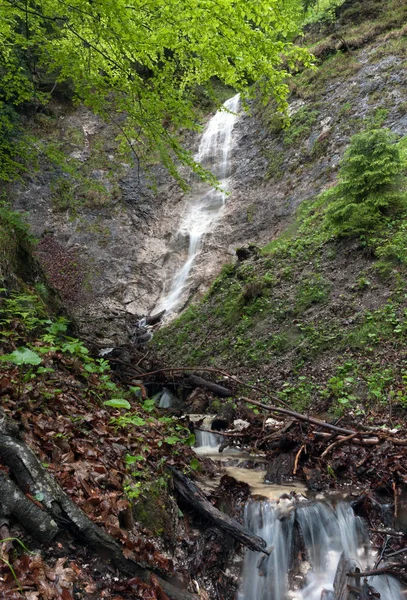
[325,128,407,236]
[0,0,310,185]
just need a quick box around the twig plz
[293,444,305,475]
[320,432,359,459]
[385,547,407,559]
[375,535,390,569]
[108,357,144,374]
[255,421,294,449]
[369,529,405,538]
[393,481,399,519]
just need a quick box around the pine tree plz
[325,128,406,236]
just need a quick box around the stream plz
[192,422,404,600]
[147,93,406,599]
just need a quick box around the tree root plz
[0,409,198,600]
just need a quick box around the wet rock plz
[303,467,323,491]
[265,453,294,485]
[236,244,260,262]
[132,481,178,543]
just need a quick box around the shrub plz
[325,128,407,236]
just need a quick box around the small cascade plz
[238,499,404,600]
[237,499,295,600]
[193,415,224,454]
[158,388,178,408]
[156,94,240,315]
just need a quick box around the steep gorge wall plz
[10,2,407,343]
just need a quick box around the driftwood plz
[186,374,232,397]
[334,553,364,600]
[333,553,353,600]
[315,431,379,446]
[239,397,407,446]
[0,409,198,600]
[170,468,268,554]
[369,528,405,537]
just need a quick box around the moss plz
[132,479,176,540]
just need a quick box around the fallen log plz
[0,409,198,600]
[239,397,358,435]
[170,468,268,554]
[187,374,232,397]
[240,397,407,446]
[136,366,291,408]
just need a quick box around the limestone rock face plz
[11,42,407,343]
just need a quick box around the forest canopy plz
[0,0,311,183]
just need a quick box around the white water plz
[156,94,240,315]
[238,499,404,600]
[193,415,224,454]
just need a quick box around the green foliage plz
[0,347,41,366]
[325,128,407,236]
[294,273,330,313]
[0,537,33,594]
[303,0,346,24]
[104,399,131,410]
[0,0,311,185]
[283,107,319,146]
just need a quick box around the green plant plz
[283,107,319,146]
[294,274,331,313]
[0,347,42,398]
[325,128,407,237]
[0,537,34,594]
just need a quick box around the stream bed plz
[192,420,405,600]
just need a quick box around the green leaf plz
[164,436,181,445]
[0,347,41,366]
[142,398,156,412]
[125,454,145,464]
[189,458,200,471]
[185,433,196,447]
[104,399,131,410]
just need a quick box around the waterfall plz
[194,415,224,453]
[238,499,404,600]
[156,93,240,315]
[237,499,295,600]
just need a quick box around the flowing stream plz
[191,419,404,598]
[238,499,403,600]
[156,94,240,315]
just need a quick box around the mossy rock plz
[132,480,177,541]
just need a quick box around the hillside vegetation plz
[153,0,407,419]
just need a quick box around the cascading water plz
[193,415,224,454]
[238,499,404,600]
[156,94,240,315]
[237,499,295,600]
